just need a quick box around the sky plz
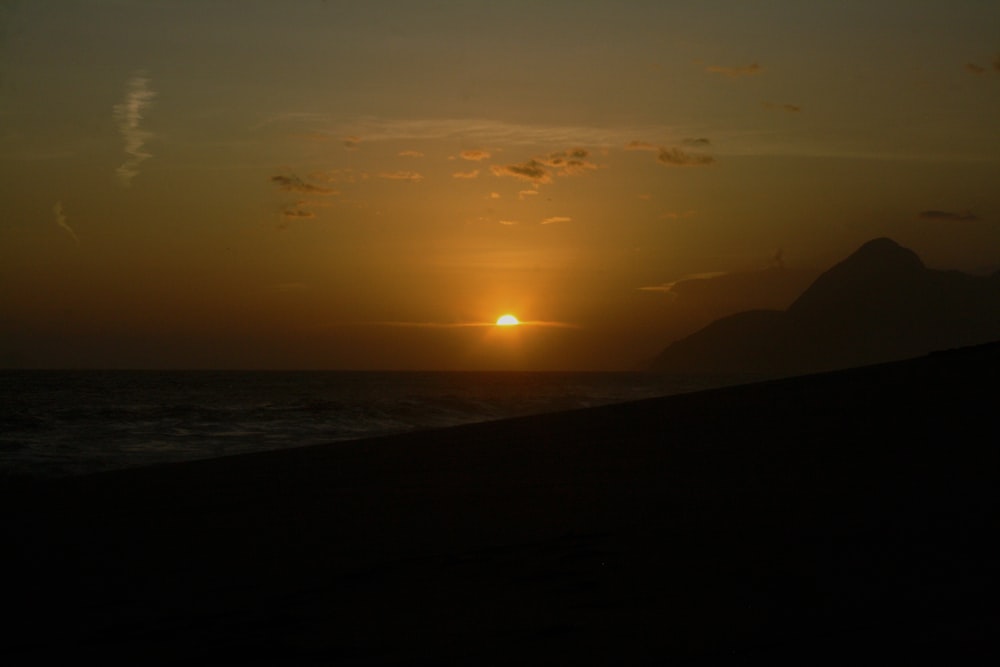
[1,0,998,370]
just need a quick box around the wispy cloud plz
[343,136,362,150]
[53,201,79,243]
[967,55,1000,74]
[398,150,423,157]
[705,62,762,78]
[629,140,714,166]
[377,170,423,182]
[491,148,596,185]
[659,210,698,220]
[541,216,572,225]
[491,159,552,184]
[262,115,679,148]
[271,174,337,194]
[538,148,597,176]
[338,319,577,329]
[499,219,519,226]
[763,102,801,113]
[460,149,491,161]
[638,272,728,292]
[518,189,539,200]
[657,147,715,167]
[918,209,979,222]
[113,72,156,186]
[281,202,317,220]
[310,168,367,184]
[625,140,658,151]
[452,169,480,179]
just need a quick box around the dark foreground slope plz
[4,343,1000,664]
[650,238,1000,375]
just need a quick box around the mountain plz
[648,238,1000,375]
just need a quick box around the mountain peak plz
[787,238,924,318]
[843,237,924,272]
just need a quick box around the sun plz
[496,314,520,326]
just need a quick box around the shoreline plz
[4,343,999,662]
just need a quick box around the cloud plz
[657,147,715,167]
[113,72,156,186]
[499,219,519,225]
[491,148,596,185]
[638,272,728,293]
[518,189,539,199]
[277,197,337,225]
[541,216,571,225]
[625,140,658,151]
[491,159,552,184]
[460,149,491,161]
[271,174,337,194]
[281,203,316,220]
[488,192,501,199]
[310,168,366,184]
[452,169,480,179]
[257,115,699,150]
[378,170,423,182]
[538,148,597,176]
[763,102,801,113]
[918,209,979,222]
[965,63,986,75]
[659,210,698,220]
[339,319,577,329]
[53,201,79,243]
[343,136,361,150]
[397,150,423,157]
[705,62,762,78]
[630,141,714,166]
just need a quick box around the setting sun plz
[496,314,520,326]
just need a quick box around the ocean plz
[0,370,746,479]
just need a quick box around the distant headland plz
[648,237,1000,375]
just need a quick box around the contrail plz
[114,72,156,186]
[53,201,79,243]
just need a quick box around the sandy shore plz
[4,343,1000,663]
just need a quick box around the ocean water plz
[0,370,744,479]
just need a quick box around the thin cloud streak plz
[114,72,156,186]
[53,201,79,243]
[918,209,979,222]
[260,114,686,148]
[638,272,728,292]
[763,102,801,113]
[657,147,715,166]
[460,149,491,161]
[377,171,423,182]
[337,320,579,329]
[271,174,337,194]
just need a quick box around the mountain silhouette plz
[648,238,1000,375]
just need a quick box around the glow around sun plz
[496,314,520,326]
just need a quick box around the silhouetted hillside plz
[649,238,1000,375]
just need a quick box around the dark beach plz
[4,343,999,663]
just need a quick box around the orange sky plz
[1,1,998,370]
